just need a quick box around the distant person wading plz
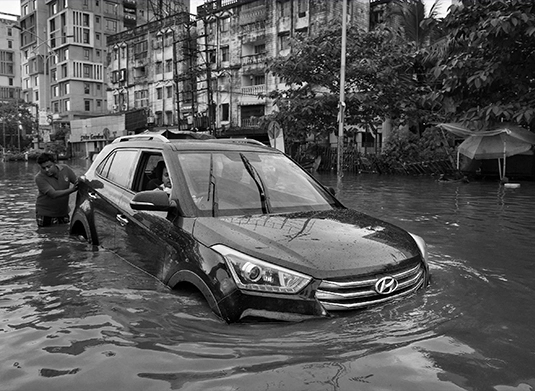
[34,152,79,227]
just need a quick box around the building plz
[0,17,21,102]
[0,15,23,153]
[194,0,370,141]
[17,0,189,149]
[106,12,192,134]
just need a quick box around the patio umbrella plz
[438,123,535,179]
[456,125,535,179]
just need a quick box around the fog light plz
[242,262,262,282]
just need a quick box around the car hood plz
[192,209,421,279]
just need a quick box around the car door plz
[90,149,139,249]
[112,152,176,281]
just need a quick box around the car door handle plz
[116,214,129,226]
[88,192,98,200]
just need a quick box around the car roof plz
[109,133,275,153]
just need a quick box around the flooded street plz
[1,159,534,391]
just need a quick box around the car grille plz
[316,260,426,311]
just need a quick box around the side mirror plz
[131,190,173,211]
[327,186,336,196]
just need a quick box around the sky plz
[1,0,451,19]
[0,0,204,17]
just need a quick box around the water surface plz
[1,160,534,391]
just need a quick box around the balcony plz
[123,0,137,9]
[241,116,261,128]
[239,7,266,26]
[241,52,266,66]
[241,85,265,96]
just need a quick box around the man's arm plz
[36,176,78,199]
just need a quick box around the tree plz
[266,22,427,142]
[0,100,36,151]
[386,0,445,50]
[426,0,535,130]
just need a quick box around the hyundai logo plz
[374,276,398,295]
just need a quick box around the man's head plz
[37,152,58,177]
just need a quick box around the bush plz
[378,126,456,171]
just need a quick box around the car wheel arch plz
[167,270,227,320]
[70,209,98,245]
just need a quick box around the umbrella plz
[438,123,535,179]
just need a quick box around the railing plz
[241,117,262,128]
[241,85,265,96]
[241,52,266,65]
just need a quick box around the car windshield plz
[177,151,337,216]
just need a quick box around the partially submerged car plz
[70,133,429,322]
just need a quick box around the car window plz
[134,152,166,192]
[96,149,138,189]
[177,151,335,216]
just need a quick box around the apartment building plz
[194,0,370,139]
[18,0,188,141]
[0,17,21,102]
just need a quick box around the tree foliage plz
[426,0,535,130]
[266,22,427,141]
[0,100,36,150]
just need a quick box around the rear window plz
[96,149,138,188]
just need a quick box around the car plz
[70,133,430,323]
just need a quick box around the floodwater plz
[1,159,534,391]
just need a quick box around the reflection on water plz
[1,161,535,391]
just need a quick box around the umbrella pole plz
[498,159,502,179]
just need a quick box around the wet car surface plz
[69,133,429,322]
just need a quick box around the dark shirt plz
[35,164,77,217]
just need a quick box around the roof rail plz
[214,138,267,146]
[112,134,170,144]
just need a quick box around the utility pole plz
[337,0,348,180]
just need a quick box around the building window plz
[165,59,172,73]
[298,0,308,16]
[157,87,163,99]
[221,46,229,62]
[8,41,12,49]
[278,34,290,51]
[221,103,229,121]
[155,62,163,74]
[83,29,90,44]
[84,83,90,94]
[166,86,172,98]
[84,48,90,59]
[105,19,117,32]
[220,18,229,32]
[85,100,91,111]
[208,49,216,64]
[278,0,290,17]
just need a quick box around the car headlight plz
[212,244,312,294]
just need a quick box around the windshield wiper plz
[240,153,270,214]
[206,154,219,217]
